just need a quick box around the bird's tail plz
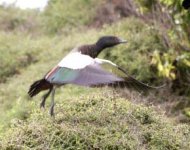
[28,79,53,97]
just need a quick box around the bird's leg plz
[40,87,53,108]
[49,86,56,117]
[112,88,117,111]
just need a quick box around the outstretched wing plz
[93,58,163,92]
[45,64,123,86]
[45,53,123,86]
[45,52,162,92]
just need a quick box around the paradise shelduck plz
[28,36,162,116]
[182,0,190,9]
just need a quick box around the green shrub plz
[0,5,42,34]
[0,32,35,82]
[43,0,102,34]
[0,94,189,149]
[0,32,55,83]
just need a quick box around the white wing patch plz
[58,52,94,69]
[57,52,118,70]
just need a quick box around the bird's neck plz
[78,44,104,58]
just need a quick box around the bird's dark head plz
[96,36,127,49]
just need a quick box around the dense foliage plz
[43,0,101,34]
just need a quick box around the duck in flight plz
[28,36,161,116]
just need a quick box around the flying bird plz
[28,36,161,116]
